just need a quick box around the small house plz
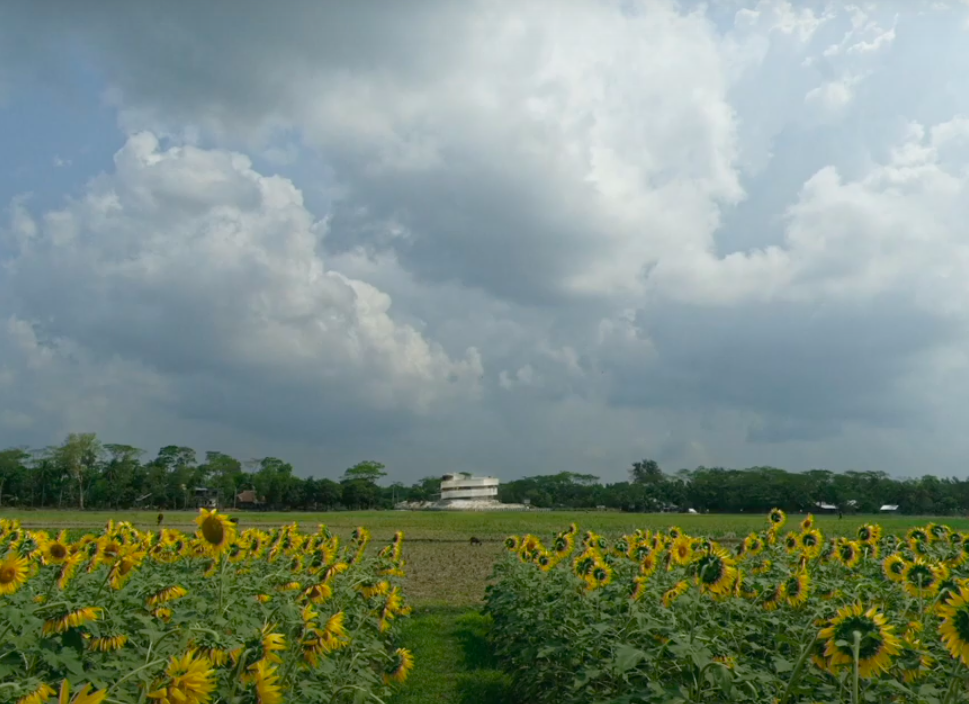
[236,489,263,509]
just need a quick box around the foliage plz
[485,514,969,703]
[4,434,969,515]
[0,511,413,703]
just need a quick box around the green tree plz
[51,433,102,510]
[0,448,29,507]
[342,461,387,483]
[630,458,663,484]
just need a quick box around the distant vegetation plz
[0,435,964,514]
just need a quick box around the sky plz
[2,0,969,483]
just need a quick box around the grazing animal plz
[469,536,482,547]
[229,517,240,525]
[156,513,164,527]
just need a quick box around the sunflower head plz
[835,539,861,569]
[782,571,810,608]
[818,602,901,678]
[671,536,694,566]
[690,547,737,595]
[938,586,969,666]
[148,652,216,704]
[195,510,236,554]
[0,553,30,595]
[902,558,944,598]
[768,508,787,528]
[743,533,763,556]
[882,554,907,583]
[384,647,415,684]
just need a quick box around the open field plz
[5,508,965,544]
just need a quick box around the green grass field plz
[4,508,963,702]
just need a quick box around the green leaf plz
[613,644,647,674]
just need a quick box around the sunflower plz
[147,652,215,704]
[358,580,391,599]
[857,523,882,545]
[896,638,934,684]
[586,561,613,590]
[818,602,901,678]
[901,558,944,599]
[690,547,737,595]
[147,585,188,608]
[768,508,787,529]
[799,514,815,531]
[743,533,764,557]
[108,546,146,590]
[194,509,236,556]
[247,660,282,704]
[782,571,810,608]
[733,569,757,599]
[662,580,689,607]
[783,532,800,554]
[799,529,823,559]
[572,550,598,579]
[43,607,101,636]
[612,537,630,557]
[259,625,286,665]
[882,554,907,583]
[536,552,555,572]
[631,576,650,601]
[552,534,574,559]
[938,585,969,665]
[40,532,71,565]
[16,683,55,704]
[752,559,772,575]
[834,539,861,569]
[671,536,693,566]
[0,553,30,595]
[301,581,333,604]
[761,583,783,611]
[55,553,83,591]
[87,634,128,652]
[56,681,107,704]
[640,552,658,576]
[384,647,415,685]
[930,523,950,542]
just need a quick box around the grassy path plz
[389,603,512,704]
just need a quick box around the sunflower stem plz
[776,632,817,704]
[106,657,167,693]
[850,630,861,704]
[218,554,227,613]
[941,660,963,704]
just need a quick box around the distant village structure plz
[396,473,530,511]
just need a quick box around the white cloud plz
[4,1,969,478]
[2,134,482,440]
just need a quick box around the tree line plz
[0,434,965,514]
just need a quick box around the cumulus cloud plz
[3,1,969,478]
[2,134,482,445]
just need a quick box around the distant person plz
[838,510,843,520]
[157,512,164,527]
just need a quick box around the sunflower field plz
[0,510,413,704]
[485,512,969,704]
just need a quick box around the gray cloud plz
[3,1,969,481]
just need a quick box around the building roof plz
[237,489,259,503]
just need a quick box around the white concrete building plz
[395,473,530,511]
[439,474,500,503]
